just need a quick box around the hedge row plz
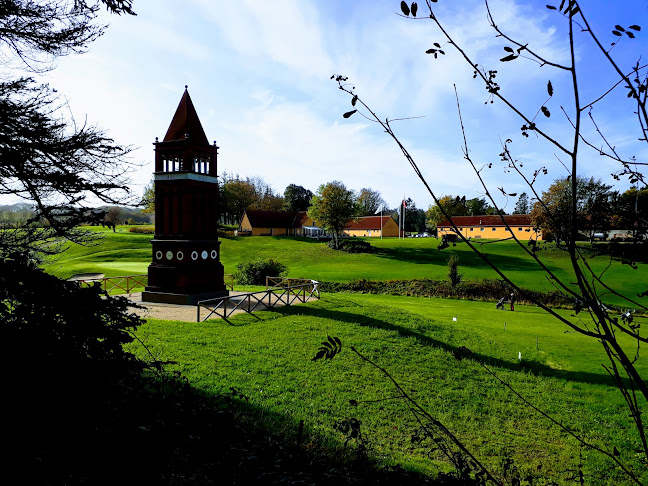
[128,226,155,234]
[319,278,575,308]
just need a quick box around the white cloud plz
[2,0,644,210]
[191,0,335,80]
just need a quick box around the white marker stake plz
[452,316,457,322]
[518,352,522,361]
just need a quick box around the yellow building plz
[437,215,542,241]
[238,211,400,238]
[238,210,313,236]
[343,215,400,238]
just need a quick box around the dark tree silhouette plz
[0,1,137,255]
[512,192,529,215]
[0,3,148,483]
[283,183,313,211]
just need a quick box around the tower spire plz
[163,87,209,145]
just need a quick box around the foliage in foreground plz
[1,252,145,482]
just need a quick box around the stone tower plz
[142,87,227,304]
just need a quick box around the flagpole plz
[381,205,383,240]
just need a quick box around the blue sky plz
[20,0,648,212]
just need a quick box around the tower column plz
[142,88,228,305]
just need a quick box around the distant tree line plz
[140,173,432,231]
[424,178,647,243]
[0,203,151,230]
[531,177,648,243]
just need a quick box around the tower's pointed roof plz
[163,87,209,145]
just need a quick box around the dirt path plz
[125,291,317,322]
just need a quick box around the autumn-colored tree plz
[426,195,468,229]
[531,177,612,243]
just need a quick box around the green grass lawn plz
[128,293,648,485]
[44,228,648,308]
[39,227,648,482]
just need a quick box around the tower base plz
[142,289,229,305]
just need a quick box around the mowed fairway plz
[44,228,648,307]
[43,228,648,482]
[128,294,648,485]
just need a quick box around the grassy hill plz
[44,227,648,307]
[129,293,648,484]
[39,227,648,482]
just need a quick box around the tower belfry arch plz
[142,87,228,304]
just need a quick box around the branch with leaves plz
[333,0,648,477]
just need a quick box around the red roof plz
[346,215,394,230]
[163,88,209,145]
[244,210,307,228]
[437,214,533,227]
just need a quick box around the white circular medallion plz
[166,251,173,260]
[155,250,163,260]
[211,250,218,259]
[177,251,184,261]
[191,251,198,261]
[201,250,208,260]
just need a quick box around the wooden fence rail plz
[266,276,319,290]
[197,280,320,323]
[72,273,235,294]
[75,274,148,294]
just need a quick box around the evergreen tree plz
[513,192,529,214]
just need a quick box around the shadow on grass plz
[374,244,563,276]
[267,304,617,388]
[7,370,432,486]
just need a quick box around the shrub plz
[235,258,288,285]
[328,239,374,253]
[447,254,462,288]
[128,226,155,234]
